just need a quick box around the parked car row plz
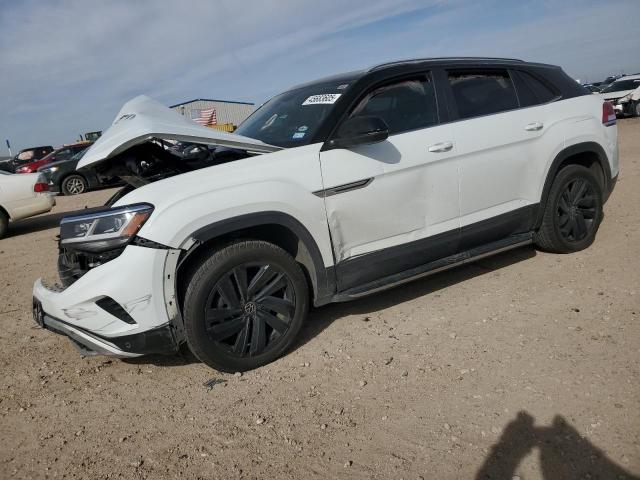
[38,148,121,195]
[15,142,90,174]
[0,146,53,173]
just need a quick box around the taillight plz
[34,182,49,193]
[602,101,616,126]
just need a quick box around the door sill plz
[332,233,533,301]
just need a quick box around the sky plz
[1,0,639,155]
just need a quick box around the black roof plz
[369,56,524,71]
[286,57,559,93]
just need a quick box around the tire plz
[534,165,603,253]
[0,210,8,239]
[634,101,640,118]
[61,174,87,196]
[183,240,309,372]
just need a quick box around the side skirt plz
[332,232,533,301]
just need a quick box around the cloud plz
[0,0,638,153]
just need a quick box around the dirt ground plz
[1,119,639,480]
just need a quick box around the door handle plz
[428,141,453,153]
[525,122,543,131]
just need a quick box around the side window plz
[513,70,558,107]
[448,70,518,119]
[349,76,438,135]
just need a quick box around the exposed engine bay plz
[56,140,255,285]
[91,139,254,190]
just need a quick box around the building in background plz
[170,98,255,132]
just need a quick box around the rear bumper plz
[10,193,55,221]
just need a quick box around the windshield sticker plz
[302,94,342,106]
[292,132,306,140]
[297,125,308,132]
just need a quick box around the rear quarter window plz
[513,70,559,107]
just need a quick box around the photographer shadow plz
[476,411,639,480]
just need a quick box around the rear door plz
[319,73,460,290]
[444,68,556,250]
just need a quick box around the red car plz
[15,143,91,174]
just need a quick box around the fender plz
[536,141,613,228]
[184,211,336,306]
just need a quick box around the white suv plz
[33,58,619,372]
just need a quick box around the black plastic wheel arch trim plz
[536,142,613,229]
[187,211,336,306]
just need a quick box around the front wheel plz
[61,174,87,195]
[534,165,603,253]
[183,240,309,372]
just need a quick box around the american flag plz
[191,107,217,126]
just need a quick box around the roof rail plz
[368,57,525,72]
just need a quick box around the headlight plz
[60,203,153,252]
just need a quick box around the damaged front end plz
[62,94,280,283]
[32,95,281,358]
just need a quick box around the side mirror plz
[326,116,389,150]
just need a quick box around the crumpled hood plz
[78,95,280,170]
[602,89,636,100]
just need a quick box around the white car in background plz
[0,171,55,238]
[600,74,640,117]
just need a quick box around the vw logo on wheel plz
[243,302,257,315]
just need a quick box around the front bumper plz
[32,245,180,357]
[33,298,176,357]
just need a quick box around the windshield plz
[235,81,353,148]
[601,79,640,93]
[71,148,88,160]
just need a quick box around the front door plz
[318,74,460,290]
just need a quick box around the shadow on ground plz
[476,411,639,479]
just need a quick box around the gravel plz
[0,119,639,479]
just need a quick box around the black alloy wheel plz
[556,177,597,242]
[204,262,296,357]
[183,240,309,372]
[534,164,603,253]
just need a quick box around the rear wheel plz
[183,240,309,372]
[634,101,640,118]
[534,165,603,253]
[61,174,87,195]
[0,210,8,238]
